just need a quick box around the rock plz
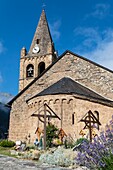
[32,150,40,160]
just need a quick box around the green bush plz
[46,123,58,148]
[0,139,15,147]
[75,138,89,146]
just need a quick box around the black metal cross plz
[31,103,61,150]
[80,110,101,142]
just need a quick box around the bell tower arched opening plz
[19,10,56,92]
[38,62,45,75]
[26,64,34,78]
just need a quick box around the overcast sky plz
[0,0,113,96]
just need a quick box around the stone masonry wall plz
[22,51,113,100]
[27,95,113,142]
[9,51,113,142]
[19,54,53,92]
[9,93,113,143]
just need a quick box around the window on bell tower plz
[36,39,40,44]
[26,64,34,78]
[38,62,45,75]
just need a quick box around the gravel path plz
[0,154,88,170]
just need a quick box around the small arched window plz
[72,113,75,125]
[26,64,34,78]
[38,62,45,75]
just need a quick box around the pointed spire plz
[29,10,55,56]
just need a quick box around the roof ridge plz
[27,77,112,103]
[8,50,113,105]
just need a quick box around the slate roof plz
[29,10,54,55]
[27,77,113,107]
[8,50,113,105]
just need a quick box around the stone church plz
[8,10,113,143]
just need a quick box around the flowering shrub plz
[76,117,113,170]
[39,147,74,167]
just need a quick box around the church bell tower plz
[19,10,57,92]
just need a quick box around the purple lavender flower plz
[76,115,113,169]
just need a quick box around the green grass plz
[0,146,14,157]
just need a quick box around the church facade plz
[8,10,113,143]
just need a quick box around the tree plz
[46,123,58,148]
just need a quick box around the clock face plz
[32,44,40,53]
